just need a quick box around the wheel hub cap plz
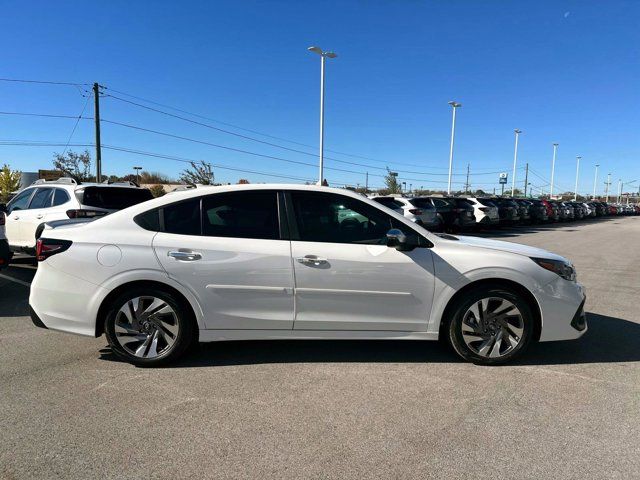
[113,296,180,359]
[461,297,524,359]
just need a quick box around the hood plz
[443,234,568,262]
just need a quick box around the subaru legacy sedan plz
[29,185,586,366]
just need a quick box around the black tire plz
[104,286,195,367]
[444,285,535,365]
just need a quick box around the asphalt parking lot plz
[1,217,639,479]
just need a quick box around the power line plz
[103,85,508,173]
[0,78,89,86]
[60,93,93,157]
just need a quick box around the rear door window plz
[28,188,54,209]
[202,191,279,240]
[162,198,201,236]
[79,187,153,210]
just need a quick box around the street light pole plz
[308,46,337,186]
[133,166,142,185]
[550,143,558,198]
[447,101,462,194]
[511,129,522,197]
[574,156,581,201]
[605,173,611,202]
[592,164,599,199]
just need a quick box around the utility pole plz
[523,163,529,197]
[365,171,368,192]
[465,163,470,193]
[574,156,581,201]
[93,82,102,183]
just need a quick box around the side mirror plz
[0,203,6,213]
[386,228,419,251]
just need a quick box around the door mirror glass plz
[386,228,420,251]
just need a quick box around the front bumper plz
[538,279,587,341]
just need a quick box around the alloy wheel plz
[460,297,525,359]
[113,296,180,359]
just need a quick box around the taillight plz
[36,238,72,262]
[66,209,107,219]
[408,209,423,215]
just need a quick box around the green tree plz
[179,161,214,185]
[0,164,21,202]
[52,150,93,182]
[384,168,401,194]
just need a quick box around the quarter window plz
[52,188,71,207]
[28,188,54,209]
[202,191,279,240]
[290,191,394,244]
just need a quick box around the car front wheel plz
[446,286,535,365]
[104,287,195,367]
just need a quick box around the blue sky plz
[1,0,639,194]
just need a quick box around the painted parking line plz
[0,273,31,287]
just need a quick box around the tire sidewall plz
[104,287,194,367]
[447,286,535,365]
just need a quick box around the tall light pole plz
[550,143,558,198]
[308,46,337,186]
[617,179,622,203]
[133,166,142,185]
[574,156,581,201]
[605,173,611,202]
[511,129,522,197]
[447,101,462,194]
[592,164,599,199]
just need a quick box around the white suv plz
[463,197,500,228]
[30,184,587,367]
[4,178,153,254]
[371,195,439,230]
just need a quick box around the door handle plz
[36,214,44,219]
[168,250,202,261]
[296,255,328,266]
[12,215,19,220]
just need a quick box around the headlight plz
[531,257,576,281]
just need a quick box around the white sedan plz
[29,184,587,366]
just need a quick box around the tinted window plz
[373,198,404,209]
[291,191,394,244]
[163,198,201,235]
[7,189,34,212]
[134,208,161,232]
[431,198,451,208]
[478,199,496,207]
[202,191,279,240]
[408,198,435,209]
[28,188,53,209]
[53,188,71,207]
[79,187,153,210]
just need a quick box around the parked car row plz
[369,194,638,232]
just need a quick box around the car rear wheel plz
[446,286,535,365]
[104,287,195,367]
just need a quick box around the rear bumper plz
[29,262,108,337]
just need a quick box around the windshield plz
[78,187,153,210]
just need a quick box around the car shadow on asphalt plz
[470,217,619,239]
[97,312,640,368]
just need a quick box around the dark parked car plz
[513,199,532,224]
[488,198,520,225]
[540,199,559,222]
[568,202,585,220]
[0,207,9,270]
[420,196,476,232]
[525,199,549,223]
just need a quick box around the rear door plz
[287,190,435,331]
[152,190,295,330]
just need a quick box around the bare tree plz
[52,150,93,182]
[179,161,214,185]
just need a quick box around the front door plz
[5,188,36,248]
[287,190,436,331]
[152,191,295,330]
